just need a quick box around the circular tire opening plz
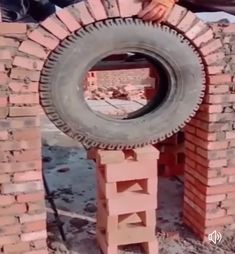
[84,51,172,121]
[40,18,205,149]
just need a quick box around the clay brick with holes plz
[95,146,159,253]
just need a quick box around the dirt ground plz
[41,115,235,254]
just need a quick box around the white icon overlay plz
[208,230,222,244]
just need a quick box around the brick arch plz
[10,1,223,148]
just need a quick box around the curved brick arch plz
[9,1,224,149]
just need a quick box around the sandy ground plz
[41,115,235,254]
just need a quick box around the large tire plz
[40,18,206,149]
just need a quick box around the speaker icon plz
[208,230,222,244]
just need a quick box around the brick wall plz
[0,24,47,253]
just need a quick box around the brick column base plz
[88,146,159,254]
[0,24,47,253]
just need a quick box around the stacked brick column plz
[184,23,235,240]
[0,23,47,253]
[90,146,159,254]
[155,131,185,177]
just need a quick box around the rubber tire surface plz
[40,18,205,149]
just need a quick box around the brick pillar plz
[90,146,159,254]
[0,23,47,253]
[183,23,235,240]
[156,131,185,177]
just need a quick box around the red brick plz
[207,177,228,186]
[0,204,26,215]
[10,68,40,82]
[167,5,187,26]
[24,250,48,254]
[196,148,226,160]
[0,160,41,173]
[9,81,39,93]
[185,20,207,40]
[28,27,59,50]
[106,193,156,215]
[0,174,11,183]
[0,97,7,107]
[0,235,20,245]
[0,107,8,118]
[97,150,125,165]
[227,208,235,215]
[207,65,224,75]
[74,1,94,25]
[0,224,21,236]
[205,94,235,104]
[0,195,15,206]
[223,24,235,33]
[10,94,39,105]
[222,167,235,176]
[117,0,142,17]
[41,16,69,40]
[205,216,233,227]
[177,11,196,32]
[21,230,47,242]
[31,240,47,249]
[0,23,27,35]
[200,39,223,56]
[229,176,235,183]
[13,56,44,71]
[0,37,20,47]
[0,217,18,228]
[101,0,119,17]
[10,106,39,117]
[13,149,41,162]
[0,72,9,85]
[208,74,232,84]
[13,171,42,182]
[57,9,81,32]
[7,117,40,129]
[0,131,8,141]
[20,213,46,223]
[195,129,217,141]
[87,0,107,20]
[0,62,6,72]
[27,202,45,213]
[12,127,41,140]
[206,194,226,203]
[193,29,214,47]
[103,159,157,182]
[22,220,46,233]
[205,185,235,195]
[1,181,43,194]
[19,40,49,59]
[132,146,159,160]
[204,51,225,65]
[185,125,196,134]
[3,242,30,253]
[185,141,196,152]
[17,191,44,203]
[0,49,13,60]
[221,199,235,208]
[0,139,40,151]
[207,85,229,94]
[226,131,235,140]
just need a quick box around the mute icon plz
[208,230,222,244]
